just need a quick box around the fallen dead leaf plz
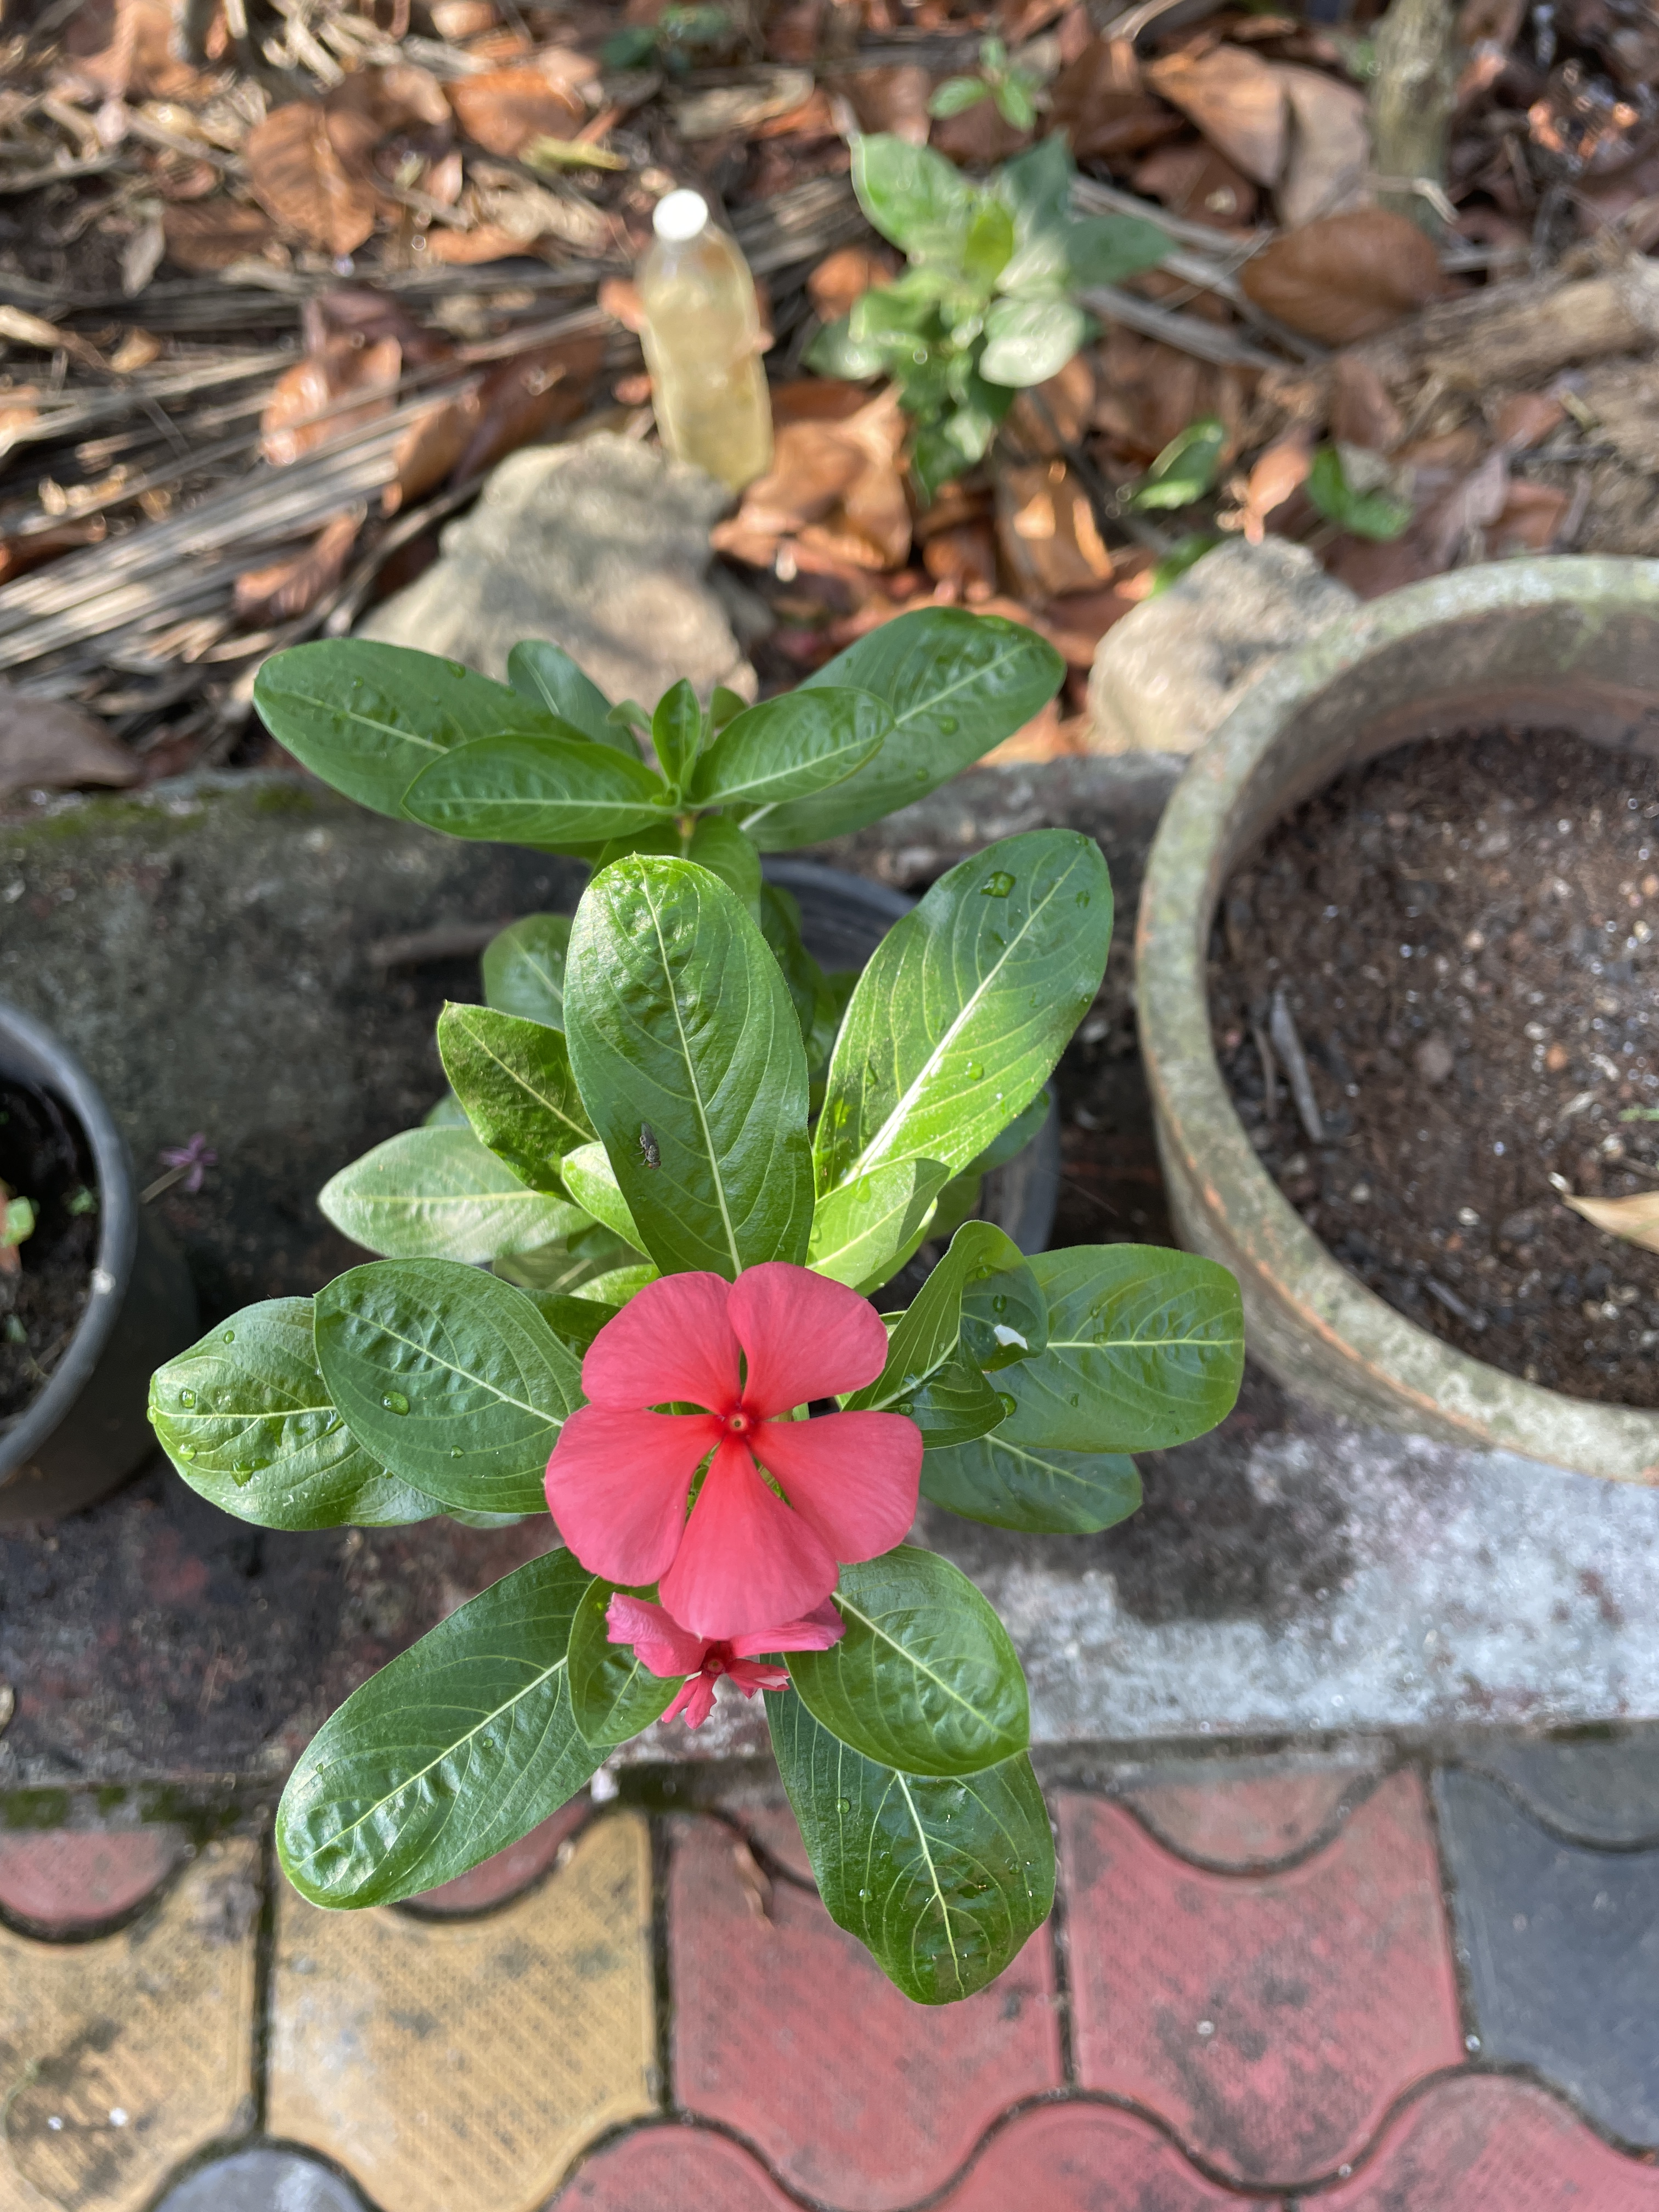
[735,422,867,534]
[423,223,528,264]
[1329,351,1404,450]
[1092,328,1248,460]
[383,387,484,512]
[109,328,162,374]
[984,695,1091,762]
[842,64,933,144]
[768,0,826,63]
[995,455,1113,598]
[0,388,39,465]
[64,0,210,101]
[1489,478,1572,551]
[932,87,1031,163]
[1050,36,1184,164]
[1561,1187,1659,1252]
[674,68,815,140]
[431,0,499,33]
[771,379,877,425]
[1495,389,1566,449]
[808,244,899,323]
[1007,352,1096,454]
[1273,62,1369,227]
[453,331,604,480]
[261,334,402,466]
[1239,208,1448,342]
[247,101,379,257]
[599,275,645,333]
[1133,139,1258,228]
[0,517,108,587]
[233,509,364,623]
[1145,42,1287,186]
[1221,428,1312,541]
[921,520,998,601]
[449,67,585,157]
[161,199,279,272]
[1420,444,1509,567]
[0,685,140,797]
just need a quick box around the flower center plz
[724,1405,756,1437]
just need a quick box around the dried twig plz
[1269,987,1326,1147]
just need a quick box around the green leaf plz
[313,1259,582,1513]
[689,687,891,825]
[922,1166,981,1248]
[566,1577,678,1746]
[922,1413,1141,1535]
[710,685,747,733]
[927,74,989,116]
[437,1002,594,1192]
[808,1157,952,1295]
[558,1140,648,1255]
[482,913,571,1030]
[758,882,837,1060]
[979,295,1088,388]
[685,815,762,915]
[518,1289,618,1354]
[1126,416,1227,511]
[766,1692,1054,2004]
[276,1548,599,1908]
[424,1091,469,1127]
[904,1351,1006,1448]
[403,733,674,852]
[850,1220,1035,1412]
[252,640,573,821]
[817,829,1110,1187]
[651,677,704,789]
[805,312,888,381]
[961,198,1015,285]
[959,1233,1047,1373]
[992,71,1036,129]
[1062,212,1168,289]
[493,1219,636,1296]
[754,610,1063,850]
[579,1260,661,1305]
[507,640,630,751]
[790,1545,1028,1777]
[149,1299,441,1530]
[319,1126,581,1262]
[1143,532,1223,596]
[563,856,815,1279]
[1306,442,1414,540]
[967,1088,1049,1175]
[1010,1245,1244,1452]
[851,133,976,261]
[995,135,1072,245]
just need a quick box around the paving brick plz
[0,1826,187,1931]
[1435,1768,1659,2147]
[1469,1734,1659,1847]
[943,2104,1259,2211]
[155,2148,365,2211]
[267,1812,656,2212]
[554,2126,791,2210]
[411,1798,591,1914]
[0,1839,259,2212]
[1060,1770,1464,2188]
[1125,1768,1362,1869]
[669,1814,1063,2212]
[1308,2074,1659,2209]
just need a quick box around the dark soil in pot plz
[1206,725,1659,1408]
[0,1075,99,1420]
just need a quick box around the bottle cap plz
[652,189,710,243]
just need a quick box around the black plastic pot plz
[0,1001,197,1525]
[765,859,1060,1258]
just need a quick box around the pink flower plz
[606,1590,844,1729]
[545,1262,921,1638]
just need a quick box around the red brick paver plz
[1060,1770,1465,2188]
[555,2126,791,2210]
[412,1798,591,1914]
[1311,2075,1659,2209]
[1126,1770,1363,1868]
[0,1827,186,1931]
[945,2104,1256,2211]
[669,1815,1064,2212]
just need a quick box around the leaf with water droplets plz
[320,1125,585,1265]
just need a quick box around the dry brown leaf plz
[1273,63,1369,227]
[931,88,1031,163]
[453,332,604,481]
[161,199,278,272]
[1495,390,1566,449]
[326,64,454,166]
[1330,352,1404,451]
[64,0,210,101]
[422,223,525,265]
[1133,140,1257,228]
[1050,36,1184,164]
[842,65,933,144]
[1092,329,1246,459]
[247,102,378,258]
[431,0,499,33]
[1222,428,1312,542]
[1239,209,1448,343]
[383,388,484,514]
[1420,445,1509,567]
[995,456,1114,598]
[1032,579,1143,662]
[771,379,877,426]
[110,328,161,373]
[674,68,814,140]
[1145,43,1287,186]
[0,388,40,466]
[808,245,899,323]
[261,335,402,466]
[449,67,585,157]
[0,517,108,587]
[0,685,139,798]
[233,510,363,624]
[1006,353,1096,455]
[1489,478,1572,552]
[767,0,825,63]
[599,275,646,333]
[737,424,867,534]
[921,520,998,601]
[1561,1188,1659,1252]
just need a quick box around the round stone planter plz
[1135,556,1659,1482]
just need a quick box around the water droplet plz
[936,715,958,735]
[222,1329,235,1344]
[325,1415,344,1435]
[178,1387,197,1408]
[381,1391,410,1415]
[1069,1392,1081,1408]
[1075,890,1090,907]
[231,1459,258,1485]
[997,1391,1017,1418]
[980,870,1015,898]
[857,1886,871,1899]
[446,659,466,678]
[965,1061,984,1080]
[991,1294,1008,1314]
[177,1443,197,1462]
[450,1446,463,1458]
[913,766,928,783]
[836,1797,851,1813]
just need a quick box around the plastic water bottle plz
[637,188,773,493]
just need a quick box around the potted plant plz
[1,1001,196,1522]
[148,608,1244,2004]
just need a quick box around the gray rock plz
[359,433,756,710]
[1087,537,1357,757]
[155,2149,363,2211]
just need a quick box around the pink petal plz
[751,1409,922,1563]
[664,1672,717,1727]
[658,1435,837,1639]
[724,1658,793,1696]
[727,1261,889,1417]
[544,1404,719,1585]
[605,1593,711,1679]
[726,1600,845,1660]
[581,1271,741,1412]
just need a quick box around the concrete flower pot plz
[1135,557,1659,1482]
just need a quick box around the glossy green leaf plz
[481,913,571,1030]
[1126,416,1227,511]
[852,132,977,261]
[849,1220,1033,1412]
[805,311,889,381]
[1009,1245,1244,1452]
[518,1289,618,1353]
[564,856,814,1279]
[968,1088,1049,1175]
[1063,211,1168,288]
[686,815,762,914]
[424,1091,469,1127]
[755,609,1063,850]
[929,72,987,114]
[689,688,891,825]
[319,1126,581,1262]
[314,1259,581,1513]
[922,1167,981,1248]
[766,1692,1054,2004]
[651,678,704,789]
[567,1577,678,1746]
[252,640,572,821]
[277,1547,599,1907]
[979,296,1088,388]
[790,1547,1028,1778]
[959,1234,1047,1373]
[922,1412,1141,1535]
[493,1220,637,1296]
[807,1157,952,1295]
[904,1352,1006,1448]
[403,732,674,851]
[506,639,630,751]
[579,1260,661,1305]
[436,1002,593,1192]
[1306,442,1414,540]
[710,685,747,733]
[149,1298,441,1530]
[758,882,837,1061]
[558,1141,647,1255]
[816,830,1110,1188]
[962,196,1015,284]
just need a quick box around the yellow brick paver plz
[0,1840,259,2212]
[267,1809,656,2212]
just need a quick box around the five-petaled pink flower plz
[606,1590,844,1729]
[545,1262,921,1639]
